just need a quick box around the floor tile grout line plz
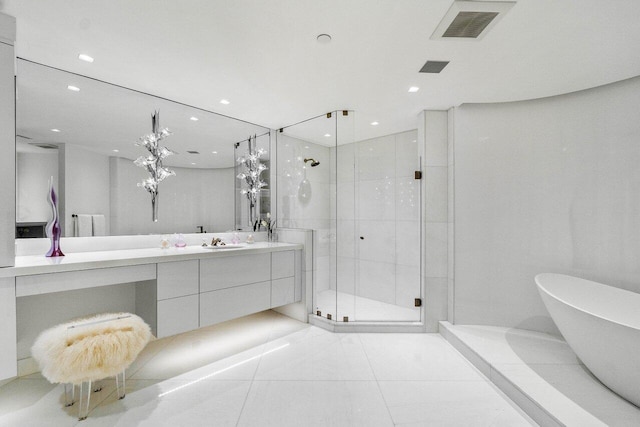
[356,333,396,426]
[233,314,279,427]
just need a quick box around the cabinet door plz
[200,253,270,292]
[271,251,295,280]
[157,294,199,338]
[157,260,199,300]
[271,277,295,308]
[200,281,271,327]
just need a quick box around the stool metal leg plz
[64,383,75,407]
[115,370,126,399]
[78,380,92,420]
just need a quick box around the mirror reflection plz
[15,59,271,237]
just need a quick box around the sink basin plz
[202,244,245,250]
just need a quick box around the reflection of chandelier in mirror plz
[236,134,267,225]
[134,111,176,222]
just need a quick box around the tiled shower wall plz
[276,134,332,295]
[330,130,421,308]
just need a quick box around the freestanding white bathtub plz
[536,273,640,408]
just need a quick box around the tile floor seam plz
[234,324,275,427]
[355,332,396,426]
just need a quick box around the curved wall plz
[453,75,640,334]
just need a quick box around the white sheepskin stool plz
[32,313,152,420]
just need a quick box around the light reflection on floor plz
[0,310,534,426]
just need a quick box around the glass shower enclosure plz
[277,111,422,323]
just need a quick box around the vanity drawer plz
[157,294,199,338]
[271,250,294,280]
[199,281,270,327]
[271,277,295,307]
[200,253,270,292]
[157,260,199,300]
[16,264,156,297]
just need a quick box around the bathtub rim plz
[535,273,640,331]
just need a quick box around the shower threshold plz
[310,290,424,333]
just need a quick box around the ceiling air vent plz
[186,150,200,154]
[443,12,498,38]
[420,61,449,74]
[431,1,515,41]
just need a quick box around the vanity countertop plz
[0,242,303,278]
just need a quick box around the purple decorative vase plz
[45,177,64,257]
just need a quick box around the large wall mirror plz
[15,59,271,238]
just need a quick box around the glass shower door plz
[350,130,422,322]
[276,112,338,321]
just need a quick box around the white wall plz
[453,75,640,334]
[110,157,235,235]
[60,144,111,236]
[16,152,58,223]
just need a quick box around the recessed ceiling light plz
[112,149,119,153]
[78,54,94,63]
[220,99,230,105]
[371,121,379,126]
[190,116,199,121]
[67,85,80,92]
[317,34,332,44]
[324,133,331,137]
[191,162,196,165]
[50,128,61,132]
[408,86,420,93]
[211,151,218,154]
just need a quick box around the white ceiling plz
[3,0,640,141]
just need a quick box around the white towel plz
[92,215,106,236]
[76,215,92,237]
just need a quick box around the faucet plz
[197,225,204,233]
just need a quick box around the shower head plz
[304,158,320,167]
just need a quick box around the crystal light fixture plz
[134,111,175,222]
[237,134,267,226]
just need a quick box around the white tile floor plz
[441,323,640,427]
[0,311,535,426]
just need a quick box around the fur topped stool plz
[32,313,152,420]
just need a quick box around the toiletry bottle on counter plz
[174,233,187,248]
[246,234,254,244]
[160,236,170,249]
